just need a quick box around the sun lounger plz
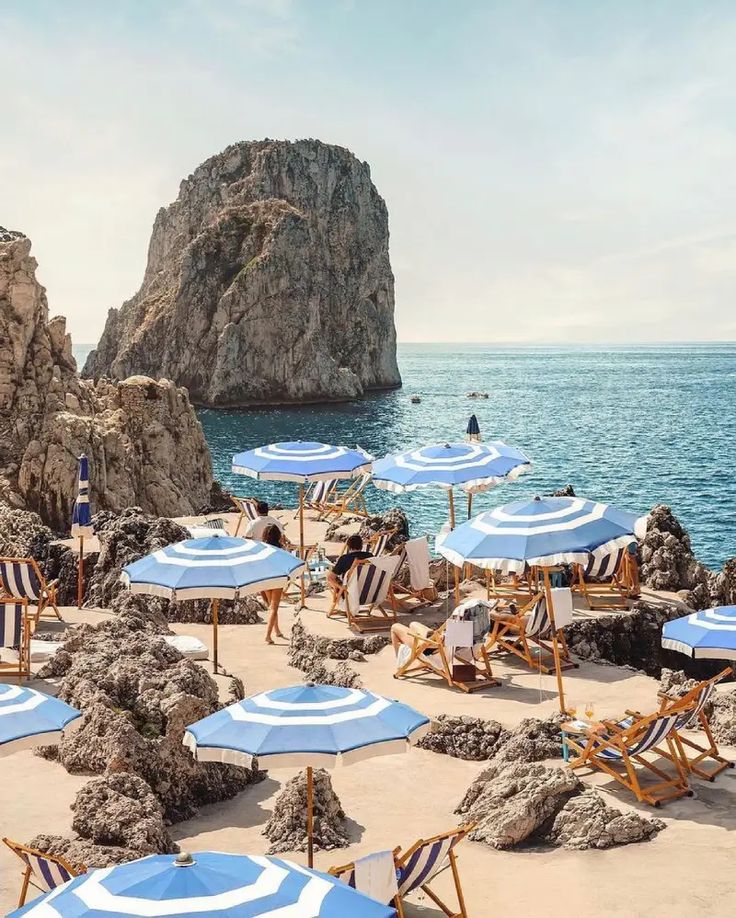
[3,837,85,907]
[565,707,692,806]
[329,555,401,631]
[231,496,260,536]
[186,518,229,538]
[484,592,575,674]
[320,474,371,520]
[300,479,338,516]
[573,548,632,610]
[367,528,397,557]
[0,601,31,679]
[392,537,437,611]
[0,557,62,624]
[330,824,473,918]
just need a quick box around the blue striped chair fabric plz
[353,562,390,607]
[0,602,23,649]
[583,548,625,580]
[0,560,43,601]
[307,479,336,504]
[597,713,680,760]
[3,837,84,906]
[396,831,461,897]
[675,683,715,730]
[202,518,227,530]
[369,531,395,558]
[523,596,551,638]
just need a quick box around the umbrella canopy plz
[12,851,396,918]
[184,683,430,768]
[662,606,736,660]
[437,496,646,573]
[121,536,305,600]
[232,441,372,482]
[71,454,93,539]
[372,441,530,494]
[0,684,81,757]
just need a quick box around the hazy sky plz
[2,0,736,344]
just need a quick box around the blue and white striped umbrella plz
[0,684,81,757]
[121,536,305,601]
[71,454,93,538]
[437,495,647,573]
[662,606,736,660]
[184,683,430,768]
[12,851,395,918]
[372,441,530,494]
[232,442,373,483]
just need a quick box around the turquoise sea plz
[74,343,736,570]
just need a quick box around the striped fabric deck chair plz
[301,479,337,516]
[0,557,61,624]
[565,709,692,806]
[231,496,260,536]
[573,548,630,610]
[0,602,32,679]
[329,824,472,918]
[392,537,437,612]
[484,593,575,674]
[320,474,371,521]
[367,528,397,557]
[329,555,401,632]
[3,838,85,907]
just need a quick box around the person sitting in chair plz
[326,534,372,603]
[246,501,283,541]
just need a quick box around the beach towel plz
[549,587,574,629]
[404,537,433,591]
[353,850,398,904]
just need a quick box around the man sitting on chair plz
[326,534,372,602]
[246,501,283,541]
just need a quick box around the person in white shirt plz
[246,501,284,541]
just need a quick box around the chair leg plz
[18,866,31,907]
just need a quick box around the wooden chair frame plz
[320,475,370,521]
[0,602,32,680]
[298,480,338,518]
[0,557,61,624]
[391,539,437,613]
[3,837,85,907]
[565,705,693,806]
[328,557,400,632]
[572,550,641,611]
[483,592,575,674]
[394,620,499,693]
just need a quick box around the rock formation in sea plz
[0,229,213,530]
[83,139,401,406]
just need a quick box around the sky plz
[2,0,735,344]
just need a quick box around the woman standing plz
[262,524,287,644]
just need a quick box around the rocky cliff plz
[83,139,401,405]
[0,228,212,530]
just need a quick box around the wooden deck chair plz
[392,537,437,611]
[300,479,338,517]
[320,474,371,520]
[565,708,692,806]
[366,528,397,557]
[329,824,472,918]
[394,617,498,693]
[485,568,536,603]
[231,496,260,536]
[484,593,575,674]
[329,555,401,631]
[3,837,85,907]
[0,557,61,624]
[0,602,32,680]
[573,548,630,610]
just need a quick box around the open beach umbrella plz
[662,606,736,660]
[121,536,304,673]
[0,684,81,757]
[437,495,647,710]
[12,850,396,918]
[71,454,93,608]
[231,442,373,606]
[184,683,430,867]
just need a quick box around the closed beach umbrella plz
[11,850,395,917]
[184,683,429,867]
[122,536,304,672]
[232,442,373,606]
[0,684,81,757]
[662,606,736,660]
[437,495,646,710]
[71,454,93,608]
[465,414,481,441]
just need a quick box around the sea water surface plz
[74,344,736,569]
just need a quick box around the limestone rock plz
[264,769,348,854]
[547,792,664,849]
[639,506,714,608]
[358,508,410,546]
[27,834,140,869]
[84,140,401,406]
[0,230,213,530]
[489,713,566,765]
[287,617,385,687]
[418,715,509,761]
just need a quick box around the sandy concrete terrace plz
[2,508,735,916]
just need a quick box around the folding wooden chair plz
[0,601,32,680]
[329,824,473,918]
[392,537,437,612]
[231,496,260,536]
[484,593,575,674]
[3,837,85,907]
[572,547,631,610]
[565,708,692,806]
[320,474,371,520]
[328,555,401,631]
[366,528,398,557]
[300,479,338,517]
[0,557,61,624]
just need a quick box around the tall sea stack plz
[84,139,402,406]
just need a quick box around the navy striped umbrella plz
[466,415,481,441]
[71,454,93,607]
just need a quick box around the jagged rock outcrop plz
[418,714,564,764]
[84,140,401,406]
[264,768,348,854]
[287,617,388,686]
[0,229,213,530]
[456,762,664,850]
[358,508,410,545]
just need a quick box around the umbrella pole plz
[306,765,314,868]
[448,490,460,606]
[299,484,306,610]
[77,536,84,608]
[467,492,473,519]
[212,598,220,674]
[542,568,566,713]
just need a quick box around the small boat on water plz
[466,391,489,399]
[410,394,422,403]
